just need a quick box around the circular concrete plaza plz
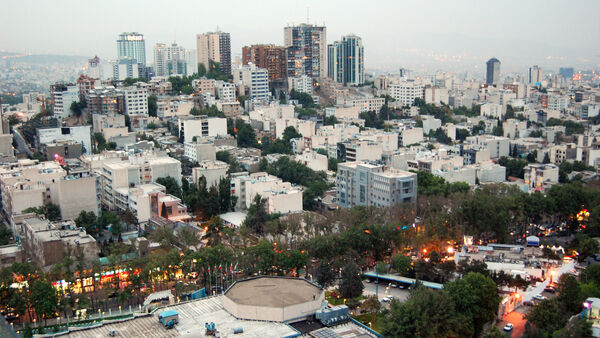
[223,276,325,322]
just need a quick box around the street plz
[497,307,528,337]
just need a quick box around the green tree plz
[289,89,315,108]
[0,222,12,245]
[316,262,336,288]
[525,299,568,334]
[382,287,472,337]
[446,272,500,336]
[557,273,583,314]
[75,211,98,238]
[579,237,600,260]
[148,95,158,117]
[328,157,339,172]
[339,261,363,299]
[361,295,381,324]
[30,280,58,325]
[156,176,182,198]
[234,119,259,148]
[243,195,268,235]
[391,254,412,276]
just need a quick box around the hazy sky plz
[2,0,599,73]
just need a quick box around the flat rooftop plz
[68,296,297,338]
[225,277,322,308]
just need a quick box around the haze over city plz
[1,1,600,337]
[2,0,600,73]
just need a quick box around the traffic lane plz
[363,281,410,302]
[497,306,529,338]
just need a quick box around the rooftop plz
[71,296,297,338]
[225,276,322,308]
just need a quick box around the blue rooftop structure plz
[363,272,444,290]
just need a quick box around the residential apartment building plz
[192,160,229,188]
[178,116,228,144]
[215,81,236,102]
[288,75,313,95]
[196,31,231,74]
[388,81,424,106]
[464,135,510,159]
[524,163,559,190]
[20,217,98,268]
[122,84,149,116]
[242,44,287,81]
[0,160,99,228]
[51,84,79,119]
[231,172,302,214]
[153,42,196,77]
[336,162,417,208]
[233,63,269,102]
[327,35,364,86]
[284,23,327,78]
[337,140,383,162]
[37,125,92,155]
[184,140,216,162]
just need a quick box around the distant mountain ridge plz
[1,52,89,64]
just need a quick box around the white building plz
[51,84,79,120]
[231,172,302,214]
[192,160,229,188]
[179,116,228,144]
[422,116,442,135]
[464,135,510,159]
[524,163,559,190]
[288,75,313,95]
[388,81,424,106]
[184,141,216,162]
[480,103,504,119]
[215,81,236,102]
[38,125,92,154]
[424,87,449,106]
[399,127,424,147]
[295,150,328,172]
[233,63,269,102]
[336,162,417,208]
[123,84,149,116]
[153,43,196,77]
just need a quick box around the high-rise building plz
[528,65,543,85]
[117,32,146,66]
[242,44,287,81]
[196,31,232,74]
[327,35,364,86]
[559,67,574,80]
[485,57,501,85]
[154,43,195,77]
[233,63,269,102]
[284,23,327,78]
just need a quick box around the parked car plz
[523,300,534,306]
[534,294,546,301]
[381,296,393,302]
[503,323,514,332]
[390,283,398,288]
[544,286,557,293]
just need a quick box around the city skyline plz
[1,0,599,74]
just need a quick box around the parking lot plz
[363,280,411,303]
